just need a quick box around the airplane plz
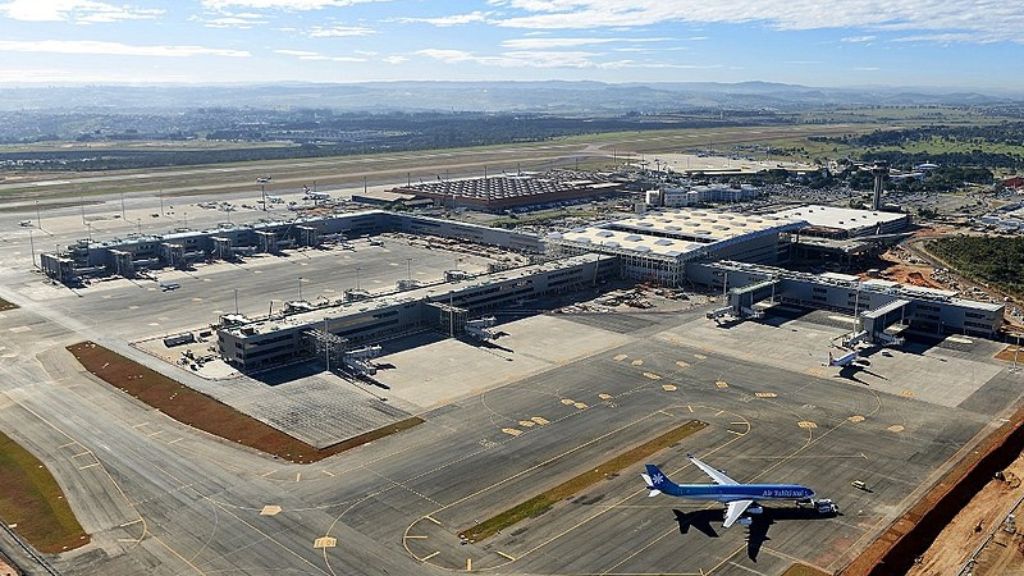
[827,349,859,367]
[303,185,330,201]
[158,282,181,292]
[641,455,815,528]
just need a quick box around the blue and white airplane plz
[641,455,815,528]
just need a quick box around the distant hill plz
[0,81,1015,113]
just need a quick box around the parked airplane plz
[303,185,330,201]
[827,349,859,367]
[159,282,181,292]
[641,455,815,528]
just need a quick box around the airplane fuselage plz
[657,483,813,502]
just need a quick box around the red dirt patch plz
[68,341,423,463]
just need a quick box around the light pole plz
[86,222,93,242]
[35,201,41,230]
[406,258,412,280]
[298,276,304,301]
[120,191,126,220]
[234,288,239,315]
[356,266,362,291]
[80,196,86,225]
[136,218,143,235]
[257,177,272,211]
[28,228,36,269]
[159,190,165,216]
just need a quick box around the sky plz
[0,0,1022,90]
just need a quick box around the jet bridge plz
[727,278,780,320]
[860,298,909,346]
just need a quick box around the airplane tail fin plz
[641,464,676,497]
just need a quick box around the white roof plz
[609,209,802,242]
[553,228,703,258]
[772,205,907,232]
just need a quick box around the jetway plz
[860,299,909,346]
[727,278,779,320]
[465,316,499,341]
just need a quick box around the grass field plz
[780,564,830,576]
[0,430,88,553]
[68,342,423,463]
[0,123,886,203]
[0,298,17,312]
[462,419,707,542]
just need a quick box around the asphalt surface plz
[0,216,1019,575]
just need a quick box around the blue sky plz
[0,0,1021,90]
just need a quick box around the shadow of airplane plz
[673,506,841,562]
[835,362,888,384]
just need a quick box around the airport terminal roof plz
[548,208,805,260]
[608,209,802,242]
[772,205,908,233]
[550,228,704,259]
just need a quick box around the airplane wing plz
[689,455,739,485]
[723,499,754,528]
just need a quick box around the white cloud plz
[309,24,375,37]
[0,0,162,23]
[381,55,407,64]
[415,47,711,70]
[200,12,268,28]
[841,35,876,43]
[500,36,670,49]
[201,0,384,10]
[274,48,366,61]
[398,10,489,26]
[488,0,1024,44]
[0,39,250,57]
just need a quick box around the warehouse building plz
[546,209,805,285]
[218,254,616,371]
[391,173,621,211]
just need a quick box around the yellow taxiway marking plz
[848,415,866,423]
[662,384,677,392]
[643,372,662,380]
[405,535,428,540]
[613,354,628,362]
[167,437,184,445]
[424,516,442,526]
[755,392,777,398]
[676,361,690,369]
[531,416,549,425]
[421,551,440,562]
[496,551,516,561]
[694,353,707,360]
[887,424,905,433]
[260,505,282,516]
[518,420,536,428]
[731,421,747,425]
[598,393,613,400]
[131,422,150,429]
[715,380,728,389]
[57,441,78,449]
[260,470,275,477]
[78,463,100,470]
[116,538,138,543]
[70,451,92,459]
[295,473,301,482]
[466,558,473,572]
[502,428,522,437]
[147,430,163,437]
[899,390,915,398]
[687,405,693,413]
[560,399,575,406]
[798,421,818,429]
[573,402,588,410]
[630,359,644,366]
[715,410,724,416]
[313,537,337,549]
[321,470,335,477]
[728,430,745,436]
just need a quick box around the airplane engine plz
[747,506,764,515]
[738,517,753,526]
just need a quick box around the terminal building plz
[645,184,761,207]
[218,254,616,371]
[546,209,805,285]
[689,261,1004,339]
[40,211,543,285]
[772,205,910,239]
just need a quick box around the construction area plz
[0,175,1023,576]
